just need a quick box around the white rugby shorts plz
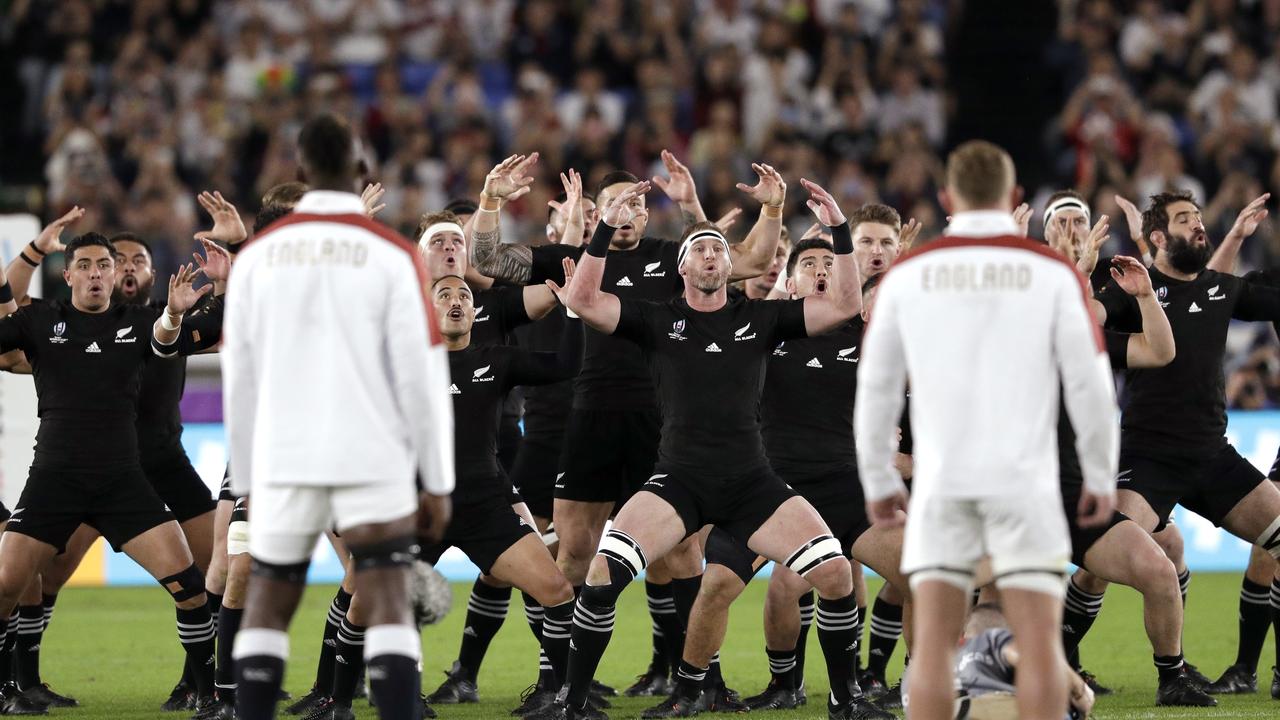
[248,482,417,565]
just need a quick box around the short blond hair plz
[945,141,1015,208]
[848,204,902,235]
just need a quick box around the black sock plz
[854,604,866,670]
[216,605,244,704]
[365,625,422,720]
[14,604,43,690]
[0,613,16,684]
[795,591,814,691]
[674,659,706,699]
[866,596,903,679]
[1270,579,1280,672]
[670,576,702,631]
[707,652,724,688]
[315,587,352,692]
[1233,578,1271,672]
[817,594,858,706]
[207,592,223,634]
[565,598,616,708]
[522,592,556,688]
[1061,579,1104,667]
[1178,569,1191,606]
[234,628,287,720]
[456,579,510,683]
[40,595,56,633]
[766,647,797,690]
[1154,653,1186,681]
[542,601,573,687]
[177,605,216,697]
[646,581,681,676]
[331,618,366,705]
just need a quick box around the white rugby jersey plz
[855,211,1118,502]
[224,191,454,496]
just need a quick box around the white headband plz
[1043,197,1091,229]
[677,229,732,268]
[418,222,465,251]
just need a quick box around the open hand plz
[194,191,247,247]
[737,163,786,208]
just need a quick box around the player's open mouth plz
[122,276,137,290]
[447,308,464,320]
[870,259,885,270]
[816,279,828,293]
[444,256,457,266]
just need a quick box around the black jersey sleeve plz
[774,299,809,342]
[529,244,582,286]
[152,297,224,358]
[1104,330,1129,369]
[495,285,532,334]
[613,298,657,348]
[504,318,584,388]
[0,306,32,354]
[1094,282,1142,333]
[1231,274,1280,322]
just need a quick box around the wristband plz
[26,242,45,257]
[763,204,783,220]
[18,252,39,267]
[478,194,502,212]
[160,311,182,331]
[0,283,12,304]
[830,221,853,254]
[587,223,616,258]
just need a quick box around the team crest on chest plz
[50,322,67,343]
[733,323,756,341]
[668,320,687,341]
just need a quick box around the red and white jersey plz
[224,190,455,496]
[855,211,1118,502]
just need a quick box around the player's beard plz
[113,275,154,305]
[690,266,730,294]
[1165,230,1214,275]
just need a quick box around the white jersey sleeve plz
[854,274,909,503]
[385,255,455,496]
[1053,269,1119,497]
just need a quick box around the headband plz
[1043,197,1091,229]
[677,229,732,268]
[418,222,465,250]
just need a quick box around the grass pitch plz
[43,573,1277,718]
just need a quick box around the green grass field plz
[41,573,1277,719]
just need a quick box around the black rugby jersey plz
[1058,330,1130,491]
[514,306,573,441]
[530,238,683,410]
[448,321,582,502]
[0,300,216,471]
[614,295,808,473]
[761,319,863,480]
[136,296,224,457]
[1096,267,1280,456]
[469,285,530,348]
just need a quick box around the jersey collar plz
[944,210,1020,238]
[294,190,365,215]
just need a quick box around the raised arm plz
[470,153,539,284]
[194,191,249,266]
[7,206,84,303]
[1108,256,1174,368]
[1207,192,1269,273]
[1113,194,1152,265]
[798,179,862,335]
[552,182,651,334]
[727,163,786,282]
[548,169,586,248]
[652,149,708,227]
[152,262,214,354]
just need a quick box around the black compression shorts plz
[1061,489,1131,567]
[142,449,216,523]
[8,466,175,552]
[0,501,10,524]
[640,463,797,546]
[418,494,535,575]
[1118,444,1264,531]
[218,465,237,502]
[510,435,560,519]
[556,407,660,507]
[705,471,869,584]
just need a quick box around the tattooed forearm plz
[470,226,502,268]
[681,209,698,230]
[476,244,534,285]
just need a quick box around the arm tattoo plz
[487,246,533,285]
[681,208,698,230]
[470,226,502,269]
